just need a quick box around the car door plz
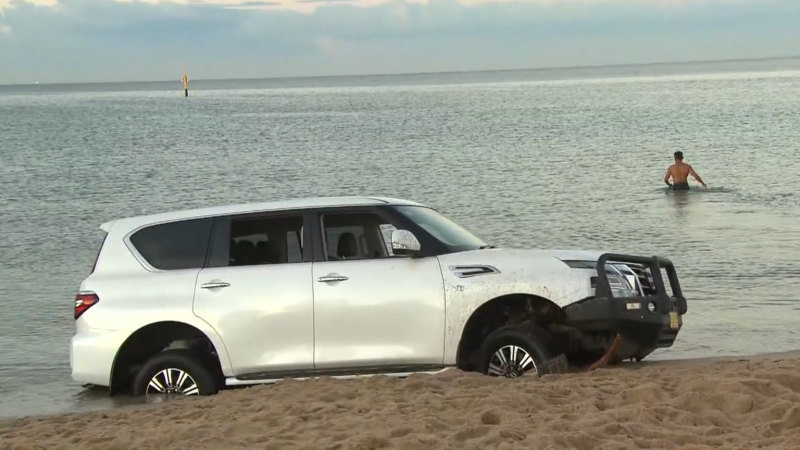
[311,208,446,370]
[193,211,314,377]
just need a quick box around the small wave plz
[656,185,735,195]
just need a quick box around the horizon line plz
[3,54,799,87]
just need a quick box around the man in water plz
[664,151,706,191]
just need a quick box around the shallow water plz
[1,58,799,418]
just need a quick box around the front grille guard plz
[595,253,688,315]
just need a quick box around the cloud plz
[0,0,799,83]
[238,1,280,6]
[0,0,56,9]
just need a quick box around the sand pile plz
[3,355,800,449]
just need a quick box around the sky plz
[0,0,799,84]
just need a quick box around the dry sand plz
[3,354,800,449]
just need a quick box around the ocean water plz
[1,58,800,419]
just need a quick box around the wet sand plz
[3,353,800,449]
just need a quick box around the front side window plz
[129,218,213,270]
[393,206,486,252]
[228,215,304,266]
[321,212,398,261]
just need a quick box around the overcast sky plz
[1,0,798,84]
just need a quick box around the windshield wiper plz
[479,244,496,249]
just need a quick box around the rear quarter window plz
[90,232,108,273]
[129,218,213,270]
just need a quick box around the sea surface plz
[2,58,800,419]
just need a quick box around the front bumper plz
[563,253,688,360]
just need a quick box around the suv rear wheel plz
[479,324,555,378]
[132,350,219,397]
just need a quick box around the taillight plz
[74,292,99,319]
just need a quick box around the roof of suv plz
[100,196,426,232]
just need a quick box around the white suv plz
[71,196,687,397]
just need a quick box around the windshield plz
[393,205,487,251]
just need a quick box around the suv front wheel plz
[479,324,555,378]
[132,350,220,397]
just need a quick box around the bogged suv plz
[71,196,687,397]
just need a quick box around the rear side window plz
[207,214,305,267]
[129,218,213,270]
[228,215,304,266]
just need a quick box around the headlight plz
[611,263,642,295]
[565,260,639,297]
[608,276,636,297]
[606,266,638,298]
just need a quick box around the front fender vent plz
[449,265,500,278]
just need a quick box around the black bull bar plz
[596,253,688,316]
[563,253,689,353]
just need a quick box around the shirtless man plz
[664,151,706,191]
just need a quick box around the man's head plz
[674,151,684,162]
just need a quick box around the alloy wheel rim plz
[488,345,537,378]
[146,368,200,396]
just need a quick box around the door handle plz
[200,281,231,289]
[317,275,348,283]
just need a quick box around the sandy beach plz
[2,354,800,449]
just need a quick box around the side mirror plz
[391,229,421,256]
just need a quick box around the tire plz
[132,350,219,397]
[478,324,555,378]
